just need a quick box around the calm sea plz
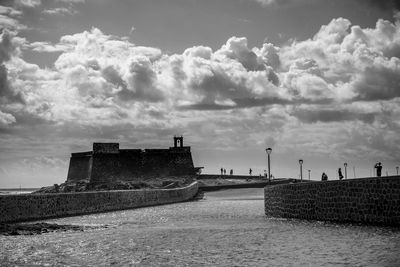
[1,188,399,266]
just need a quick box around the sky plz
[1,0,400,187]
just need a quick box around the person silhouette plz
[230,169,233,175]
[220,168,223,176]
[249,168,252,176]
[374,162,382,177]
[321,172,328,181]
[223,169,226,175]
[338,168,343,180]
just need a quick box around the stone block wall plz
[0,182,199,223]
[264,176,400,226]
[93,143,119,154]
[90,154,122,183]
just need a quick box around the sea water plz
[1,188,399,266]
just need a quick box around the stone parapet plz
[0,182,199,223]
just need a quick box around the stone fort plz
[67,136,199,183]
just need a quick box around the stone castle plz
[67,136,199,183]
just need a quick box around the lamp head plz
[266,147,272,155]
[344,162,347,167]
[299,159,303,165]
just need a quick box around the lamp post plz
[396,166,399,176]
[344,162,348,179]
[299,159,303,182]
[308,169,311,180]
[266,148,272,182]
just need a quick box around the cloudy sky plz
[1,0,400,187]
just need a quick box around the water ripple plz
[1,189,399,266]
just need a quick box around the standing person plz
[249,168,252,176]
[374,162,382,177]
[230,169,233,176]
[223,169,226,175]
[220,168,223,176]
[321,172,328,181]
[338,168,343,180]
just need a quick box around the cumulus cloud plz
[1,15,400,168]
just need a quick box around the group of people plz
[321,169,339,181]
[321,168,343,181]
[220,168,234,176]
[321,162,384,181]
[222,162,385,180]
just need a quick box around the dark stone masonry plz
[67,136,200,183]
[264,176,400,226]
[0,182,199,223]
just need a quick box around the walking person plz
[249,168,252,176]
[374,162,382,177]
[220,167,223,176]
[338,168,343,180]
[223,169,226,175]
[230,169,233,176]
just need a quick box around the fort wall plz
[0,182,199,223]
[66,138,197,183]
[264,176,400,226]
[66,154,92,182]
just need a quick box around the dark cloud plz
[233,97,290,108]
[0,64,24,104]
[120,57,164,102]
[102,66,127,90]
[292,108,377,124]
[0,30,14,63]
[0,30,24,104]
[178,96,290,110]
[353,65,400,101]
[178,103,236,111]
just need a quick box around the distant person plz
[374,162,382,177]
[249,168,252,176]
[321,172,328,181]
[338,168,343,180]
[220,168,223,176]
[230,169,233,176]
[223,169,226,175]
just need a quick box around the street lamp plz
[396,166,399,176]
[344,162,348,179]
[266,148,272,182]
[308,169,311,180]
[299,159,303,182]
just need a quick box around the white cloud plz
[15,0,41,8]
[0,110,16,126]
[42,7,78,16]
[0,6,23,17]
[1,16,400,172]
[28,41,72,53]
